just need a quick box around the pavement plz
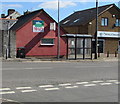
[0,56,119,62]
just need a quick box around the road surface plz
[1,61,118,103]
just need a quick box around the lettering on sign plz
[98,31,120,38]
[33,20,44,32]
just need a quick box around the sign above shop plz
[33,20,44,32]
[98,31,120,38]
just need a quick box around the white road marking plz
[65,86,78,89]
[100,83,112,85]
[25,68,33,69]
[91,81,104,83]
[21,90,37,93]
[76,82,89,85]
[16,87,32,90]
[114,82,120,84]
[24,67,52,69]
[75,66,111,68]
[39,85,54,88]
[0,88,11,91]
[0,91,15,95]
[106,80,118,82]
[58,83,72,86]
[44,88,59,91]
[84,84,96,87]
[0,98,19,103]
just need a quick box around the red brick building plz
[11,9,67,58]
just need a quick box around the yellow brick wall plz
[105,38,119,54]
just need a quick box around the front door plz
[98,40,104,53]
[92,40,104,53]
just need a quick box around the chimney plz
[8,9,15,16]
[24,10,31,15]
[1,14,5,18]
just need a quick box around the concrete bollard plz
[98,53,100,57]
[115,51,117,57]
[107,51,109,57]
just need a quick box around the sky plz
[0,0,120,21]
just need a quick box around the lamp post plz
[94,0,98,59]
[57,0,60,59]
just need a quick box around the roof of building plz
[60,4,120,27]
[6,11,21,19]
[10,9,56,31]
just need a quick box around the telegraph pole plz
[57,0,60,59]
[94,0,98,59]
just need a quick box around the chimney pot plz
[24,10,31,15]
[1,14,5,18]
[8,9,15,16]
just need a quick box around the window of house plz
[101,18,108,26]
[41,38,54,45]
[115,19,120,27]
[63,20,70,24]
[50,22,56,31]
[73,19,80,23]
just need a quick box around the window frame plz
[115,19,120,27]
[41,38,55,45]
[101,17,108,26]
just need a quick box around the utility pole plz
[94,0,98,59]
[57,0,60,59]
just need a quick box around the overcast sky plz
[1,0,120,21]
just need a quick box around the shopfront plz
[97,31,120,54]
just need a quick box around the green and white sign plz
[33,20,44,32]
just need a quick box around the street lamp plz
[57,0,60,59]
[94,0,98,59]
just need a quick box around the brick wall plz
[0,30,3,57]
[88,6,120,35]
[105,38,119,54]
[0,30,16,58]
[10,30,16,58]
